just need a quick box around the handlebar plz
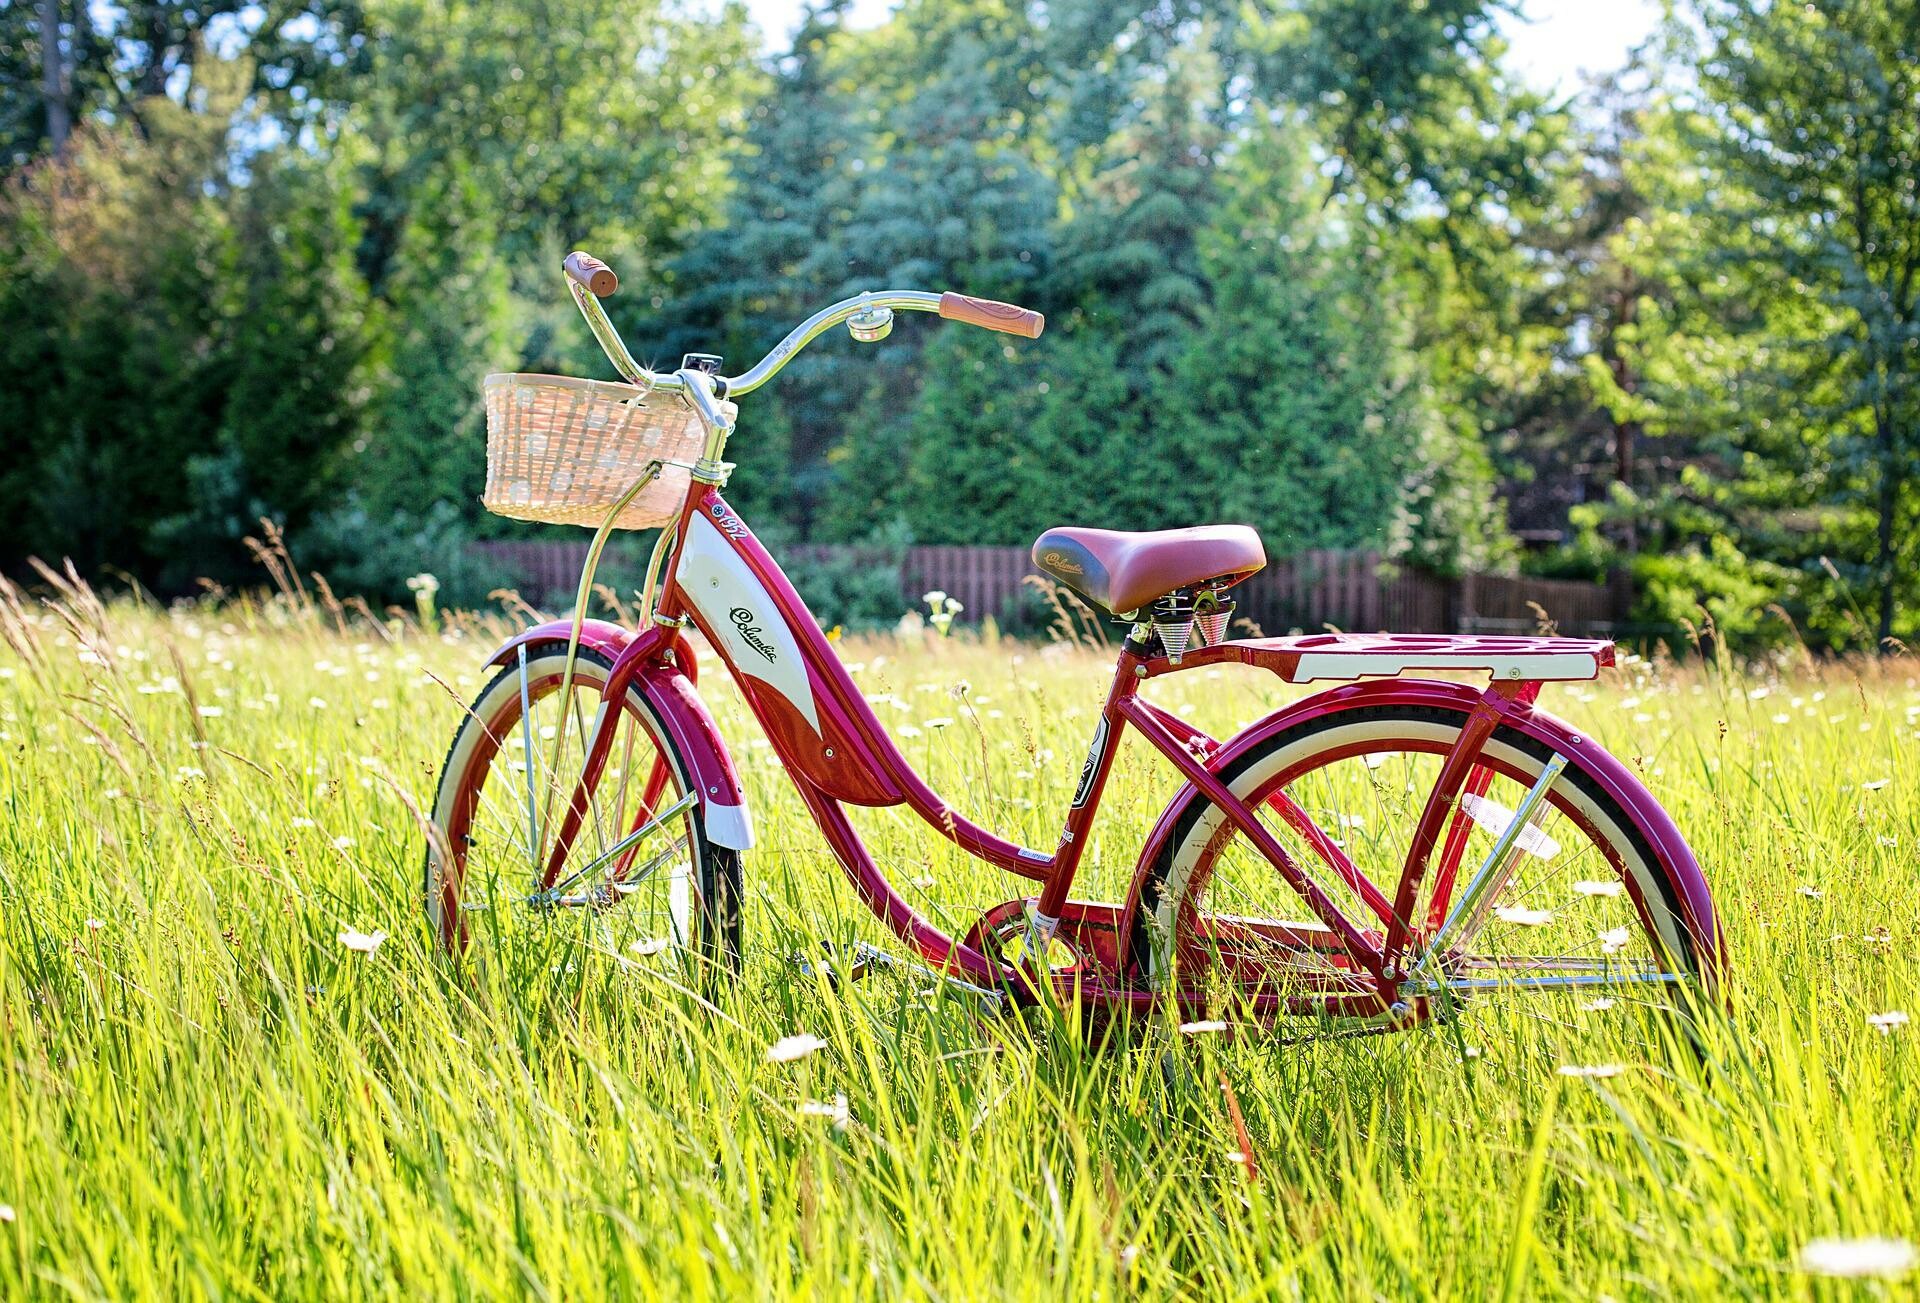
[561,249,1044,400]
[562,251,618,297]
[937,291,1044,339]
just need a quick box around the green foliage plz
[1625,532,1795,653]
[1593,1,1920,650]
[347,165,513,526]
[0,60,370,585]
[774,520,918,630]
[4,0,1913,657]
[300,496,497,610]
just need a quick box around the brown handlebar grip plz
[563,251,619,297]
[938,291,1045,339]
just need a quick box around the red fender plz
[487,618,684,678]
[484,620,751,849]
[1122,678,1720,979]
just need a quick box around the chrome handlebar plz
[566,280,947,400]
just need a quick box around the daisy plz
[767,1033,828,1064]
[1495,906,1555,927]
[800,1094,851,1129]
[1798,1237,1915,1280]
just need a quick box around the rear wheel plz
[425,647,741,978]
[1131,704,1708,1035]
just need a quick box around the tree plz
[0,67,239,575]
[344,164,513,528]
[1679,0,1920,649]
[811,0,1058,539]
[661,1,866,533]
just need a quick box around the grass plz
[0,571,1915,1299]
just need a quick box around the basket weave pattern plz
[482,373,727,530]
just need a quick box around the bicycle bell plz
[847,303,894,342]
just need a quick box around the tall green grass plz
[0,573,1914,1298]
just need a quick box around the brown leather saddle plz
[1030,525,1266,615]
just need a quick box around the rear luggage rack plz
[1143,633,1615,683]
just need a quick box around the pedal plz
[790,940,888,989]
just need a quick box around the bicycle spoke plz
[428,652,720,967]
[1424,753,1567,963]
[1153,708,1698,1042]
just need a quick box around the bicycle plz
[424,250,1722,1037]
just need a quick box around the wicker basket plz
[482,373,732,530]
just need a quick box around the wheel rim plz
[1149,717,1697,1029]
[428,654,703,963]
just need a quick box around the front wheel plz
[1131,703,1711,1033]
[425,646,741,978]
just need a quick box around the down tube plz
[661,488,1055,879]
[788,776,1012,985]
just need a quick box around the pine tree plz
[1052,43,1222,379]
[1156,124,1413,553]
[813,0,1057,539]
[662,1,866,533]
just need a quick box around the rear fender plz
[1123,678,1718,975]
[484,620,750,849]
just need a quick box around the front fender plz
[1124,678,1719,974]
[486,619,682,678]
[484,620,750,850]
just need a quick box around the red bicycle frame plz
[481,262,1718,1017]
[501,481,1717,1017]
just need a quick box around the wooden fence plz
[468,539,1629,636]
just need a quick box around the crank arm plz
[791,941,1006,1013]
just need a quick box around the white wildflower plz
[767,1033,829,1063]
[1798,1237,1915,1280]
[1495,905,1555,927]
[338,929,387,954]
[800,1094,850,1130]
[1557,1063,1623,1078]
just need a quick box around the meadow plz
[0,569,1915,1299]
